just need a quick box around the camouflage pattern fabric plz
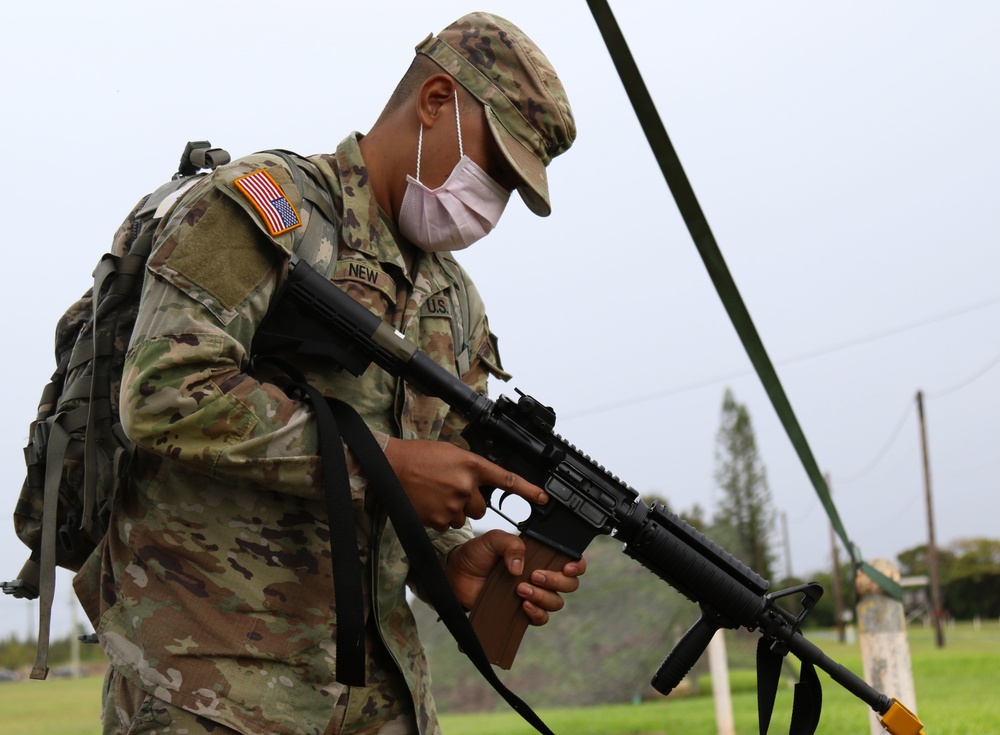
[101,651,417,735]
[73,133,508,735]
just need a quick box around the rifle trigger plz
[485,490,524,530]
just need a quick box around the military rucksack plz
[2,142,231,679]
[3,140,487,683]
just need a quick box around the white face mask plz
[398,92,510,252]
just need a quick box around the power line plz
[835,348,1000,485]
[838,344,1000,485]
[562,294,1000,421]
[927,348,1000,399]
[777,294,1000,369]
[834,345,1000,489]
[561,366,752,420]
[838,402,914,484]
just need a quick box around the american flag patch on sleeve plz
[234,169,302,236]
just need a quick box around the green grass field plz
[3,622,997,734]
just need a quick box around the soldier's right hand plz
[383,438,548,531]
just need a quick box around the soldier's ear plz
[416,74,457,129]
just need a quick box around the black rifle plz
[270,253,925,735]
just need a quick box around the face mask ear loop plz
[415,91,460,184]
[454,90,464,159]
[415,123,424,183]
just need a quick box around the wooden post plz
[856,559,918,735]
[70,596,81,679]
[708,629,734,735]
[780,511,793,580]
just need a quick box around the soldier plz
[73,11,583,735]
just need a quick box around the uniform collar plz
[323,134,457,292]
[324,134,388,260]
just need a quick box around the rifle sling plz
[756,637,822,735]
[255,356,367,687]
[254,354,552,733]
[756,637,781,735]
[326,398,554,735]
[790,659,822,735]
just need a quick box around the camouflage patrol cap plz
[416,12,576,217]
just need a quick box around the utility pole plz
[915,390,945,648]
[826,473,845,643]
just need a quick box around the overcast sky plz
[2,1,998,643]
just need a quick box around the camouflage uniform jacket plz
[72,134,509,735]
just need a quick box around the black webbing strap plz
[256,356,366,686]
[299,382,367,687]
[254,359,549,730]
[325,398,554,735]
[756,637,822,735]
[585,0,901,601]
[790,660,822,735]
[757,637,782,735]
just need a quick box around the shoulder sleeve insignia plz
[233,168,302,236]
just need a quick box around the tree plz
[897,544,956,578]
[898,537,1000,619]
[711,388,777,580]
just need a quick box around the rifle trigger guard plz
[481,487,526,529]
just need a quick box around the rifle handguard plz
[469,535,574,669]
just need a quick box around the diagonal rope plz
[585,0,900,599]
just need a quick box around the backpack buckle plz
[175,141,231,178]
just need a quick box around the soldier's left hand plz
[445,529,586,624]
